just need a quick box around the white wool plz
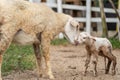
[64,18,79,44]
[94,37,112,50]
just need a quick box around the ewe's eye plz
[79,28,84,31]
[76,25,79,31]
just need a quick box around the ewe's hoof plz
[39,74,43,77]
[49,75,55,80]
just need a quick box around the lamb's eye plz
[83,37,86,39]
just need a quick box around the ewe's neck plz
[55,13,71,34]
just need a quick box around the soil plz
[3,45,120,80]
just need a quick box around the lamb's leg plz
[106,54,116,75]
[104,57,107,73]
[0,23,19,80]
[33,43,43,77]
[84,52,91,76]
[102,47,117,75]
[41,34,54,79]
[92,53,98,77]
[105,58,112,74]
[104,54,116,75]
[111,55,117,75]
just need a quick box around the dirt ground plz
[3,45,120,80]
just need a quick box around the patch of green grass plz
[2,44,36,76]
[51,38,69,45]
[109,38,120,49]
[1,38,69,76]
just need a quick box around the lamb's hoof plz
[112,70,116,76]
[105,72,108,74]
[105,70,109,74]
[83,72,87,76]
[93,73,98,77]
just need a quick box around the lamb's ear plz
[70,19,78,27]
[83,36,89,39]
[91,38,96,41]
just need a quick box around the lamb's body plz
[74,32,117,76]
[92,37,112,51]
[0,0,80,80]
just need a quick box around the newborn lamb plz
[74,32,117,76]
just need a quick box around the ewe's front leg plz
[0,23,19,80]
[41,33,54,79]
[33,43,43,77]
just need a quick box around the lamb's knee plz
[113,55,117,65]
[112,55,117,74]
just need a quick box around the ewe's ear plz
[93,38,96,41]
[70,19,78,27]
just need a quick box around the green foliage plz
[2,44,36,76]
[51,38,69,45]
[109,38,120,49]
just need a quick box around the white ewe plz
[0,0,81,79]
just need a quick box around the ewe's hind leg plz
[0,23,19,80]
[33,43,43,77]
[41,33,54,79]
[84,52,91,76]
[0,55,3,80]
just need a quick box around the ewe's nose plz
[74,40,79,46]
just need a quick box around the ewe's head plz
[64,18,81,44]
[74,32,91,45]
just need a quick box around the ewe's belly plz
[12,30,39,45]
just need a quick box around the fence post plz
[118,0,120,40]
[86,0,91,34]
[118,22,120,40]
[57,0,63,13]
[57,0,64,39]
[28,0,41,3]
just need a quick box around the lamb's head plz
[64,18,81,44]
[74,32,91,45]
